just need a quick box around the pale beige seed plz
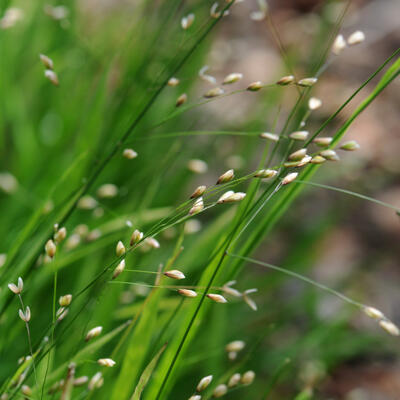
[189,197,204,215]
[164,269,185,280]
[282,172,298,185]
[98,358,116,367]
[59,294,72,307]
[220,192,246,203]
[45,239,56,258]
[204,87,224,98]
[39,54,54,70]
[347,30,365,46]
[190,185,206,199]
[217,190,234,204]
[363,306,385,320]
[247,81,263,91]
[188,159,208,174]
[379,319,400,336]
[297,77,317,87]
[308,97,322,110]
[223,72,243,85]
[339,140,360,151]
[130,229,143,246]
[254,169,278,179]
[217,169,234,184]
[181,13,195,29]
[167,77,180,86]
[207,293,228,303]
[332,34,346,55]
[189,396,202,400]
[297,155,312,167]
[112,260,126,279]
[320,149,340,161]
[196,375,213,392]
[241,370,256,385]
[116,241,126,257]
[277,75,295,86]
[74,376,89,386]
[176,93,187,107]
[44,69,59,86]
[289,148,307,161]
[289,131,309,141]
[85,326,103,341]
[260,132,279,141]
[225,340,245,352]
[144,237,160,249]
[213,384,228,398]
[54,227,67,244]
[313,137,333,147]
[97,183,118,198]
[21,385,32,396]
[88,372,103,390]
[19,306,31,322]
[310,155,326,164]
[77,195,97,210]
[228,373,241,388]
[178,289,197,298]
[8,277,23,294]
[123,148,138,159]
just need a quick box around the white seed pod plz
[130,229,143,246]
[189,396,202,400]
[98,358,116,367]
[241,370,256,385]
[77,195,97,210]
[339,140,360,151]
[213,384,228,398]
[39,54,54,70]
[288,148,307,161]
[204,87,224,98]
[207,293,228,303]
[199,65,217,84]
[85,326,103,341]
[196,375,213,392]
[221,192,246,203]
[116,241,126,257]
[320,149,340,161]
[56,307,68,321]
[282,172,298,186]
[189,197,204,215]
[112,259,126,279]
[168,77,180,86]
[217,169,234,184]
[88,372,103,391]
[44,69,59,86]
[59,294,72,307]
[308,97,322,110]
[379,319,400,336]
[297,77,318,87]
[54,227,67,244]
[289,130,309,141]
[190,185,206,199]
[254,169,278,179]
[19,306,31,322]
[332,34,346,55]
[363,306,385,320]
[178,289,198,298]
[296,155,312,167]
[225,340,245,352]
[8,277,23,294]
[313,137,332,147]
[74,376,89,386]
[217,191,234,204]
[164,269,185,280]
[260,132,279,142]
[247,81,263,91]
[45,239,57,258]
[181,13,195,30]
[145,237,160,249]
[223,72,243,85]
[347,30,365,46]
[123,148,138,159]
[276,75,295,86]
[228,373,241,388]
[97,183,118,199]
[188,159,208,174]
[310,155,326,164]
[176,93,187,107]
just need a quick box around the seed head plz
[217,169,234,184]
[130,229,143,246]
[217,191,234,204]
[176,93,187,107]
[19,306,31,322]
[144,237,160,249]
[85,326,103,341]
[74,376,89,386]
[241,370,256,385]
[77,195,97,210]
[59,294,72,307]
[213,384,228,398]
[320,149,340,161]
[113,259,126,279]
[339,140,360,151]
[196,375,213,392]
[204,87,224,98]
[178,289,198,298]
[221,192,246,203]
[347,30,365,46]
[313,137,332,147]
[98,358,116,367]
[97,183,118,198]
[379,319,400,336]
[289,148,307,161]
[116,241,126,257]
[45,239,56,258]
[189,197,204,215]
[228,373,241,388]
[332,34,346,55]
[310,155,326,164]
[308,97,322,110]
[247,81,263,91]
[88,372,103,391]
[296,155,312,167]
[254,169,278,179]
[168,77,180,86]
[181,13,195,29]
[199,65,217,84]
[164,269,186,280]
[297,77,318,87]
[123,148,138,159]
[54,227,67,244]
[223,72,243,85]
[282,172,298,185]
[39,54,54,70]
[276,75,295,85]
[8,277,23,294]
[188,159,208,174]
[260,132,279,142]
[207,293,228,303]
[44,69,59,86]
[289,130,309,141]
[363,306,385,320]
[190,185,206,199]
[226,340,245,352]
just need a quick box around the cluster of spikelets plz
[187,340,255,399]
